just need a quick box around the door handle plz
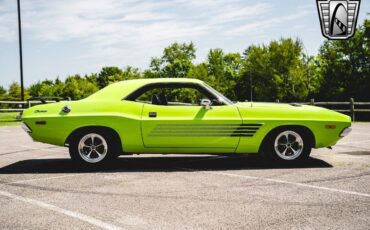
[149,112,157,118]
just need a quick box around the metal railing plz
[0,101,48,112]
[276,98,370,121]
[309,98,370,121]
[0,98,70,113]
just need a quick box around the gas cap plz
[61,105,71,113]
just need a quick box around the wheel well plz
[65,126,123,153]
[259,125,315,153]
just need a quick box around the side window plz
[135,86,209,106]
[166,88,206,105]
[135,88,161,104]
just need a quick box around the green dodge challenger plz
[21,78,352,165]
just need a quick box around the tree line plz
[0,19,368,102]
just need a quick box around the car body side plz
[21,79,351,155]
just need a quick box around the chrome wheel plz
[274,130,304,160]
[78,133,108,163]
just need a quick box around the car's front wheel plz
[263,128,312,164]
[69,131,118,166]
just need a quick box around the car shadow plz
[0,155,332,174]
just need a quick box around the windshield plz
[202,83,233,105]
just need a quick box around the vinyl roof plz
[85,78,205,101]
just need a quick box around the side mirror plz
[200,99,212,110]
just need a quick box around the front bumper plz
[340,127,352,137]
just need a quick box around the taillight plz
[325,125,336,129]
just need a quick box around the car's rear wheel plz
[263,128,312,163]
[69,130,119,166]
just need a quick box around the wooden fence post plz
[310,98,315,105]
[350,98,355,121]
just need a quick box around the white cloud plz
[1,0,273,40]
[211,3,272,24]
[225,10,311,36]
[0,0,17,42]
[0,0,315,71]
[15,0,205,52]
[0,0,274,61]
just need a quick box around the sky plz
[0,0,369,88]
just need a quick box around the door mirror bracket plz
[200,99,212,110]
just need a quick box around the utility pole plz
[17,0,25,101]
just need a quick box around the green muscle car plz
[21,78,352,165]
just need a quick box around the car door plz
[141,104,242,149]
[137,83,243,150]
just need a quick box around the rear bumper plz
[21,122,32,133]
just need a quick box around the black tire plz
[69,129,120,166]
[261,127,312,164]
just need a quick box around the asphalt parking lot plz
[0,124,369,229]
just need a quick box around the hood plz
[235,101,351,123]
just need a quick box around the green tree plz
[29,79,62,98]
[303,54,322,99]
[29,81,43,97]
[148,42,196,78]
[122,66,142,80]
[7,82,21,100]
[39,83,54,97]
[188,63,210,82]
[52,78,65,98]
[207,49,242,99]
[317,19,369,101]
[97,67,124,88]
[6,82,29,101]
[0,86,6,100]
[0,86,6,99]
[85,73,98,85]
[63,75,99,100]
[236,38,310,102]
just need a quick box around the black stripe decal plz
[149,134,255,137]
[153,124,262,127]
[150,124,262,137]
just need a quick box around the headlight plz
[339,127,352,137]
[21,122,32,133]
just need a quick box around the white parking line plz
[0,190,124,230]
[180,168,370,198]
